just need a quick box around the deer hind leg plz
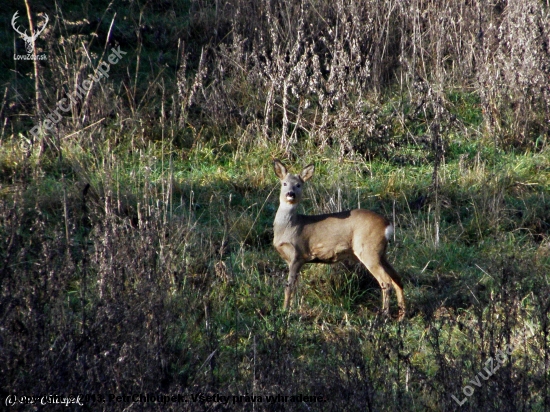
[381,256,406,320]
[356,250,404,320]
[283,261,303,310]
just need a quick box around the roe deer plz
[272,159,406,320]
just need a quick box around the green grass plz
[2,136,549,409]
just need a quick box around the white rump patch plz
[385,224,394,241]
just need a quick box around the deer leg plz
[381,256,406,320]
[379,278,392,317]
[283,261,303,310]
[355,252,395,317]
[366,263,393,317]
[355,240,406,320]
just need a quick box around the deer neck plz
[274,201,300,230]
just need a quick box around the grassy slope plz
[1,1,549,411]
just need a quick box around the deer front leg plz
[283,260,303,310]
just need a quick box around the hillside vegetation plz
[1,0,549,410]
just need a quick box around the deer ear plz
[273,159,287,180]
[300,164,315,181]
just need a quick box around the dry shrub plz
[476,0,550,144]
[0,186,200,397]
[6,1,548,152]
[189,0,550,151]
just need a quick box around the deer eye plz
[296,184,301,188]
[283,182,287,186]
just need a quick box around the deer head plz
[12,11,49,54]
